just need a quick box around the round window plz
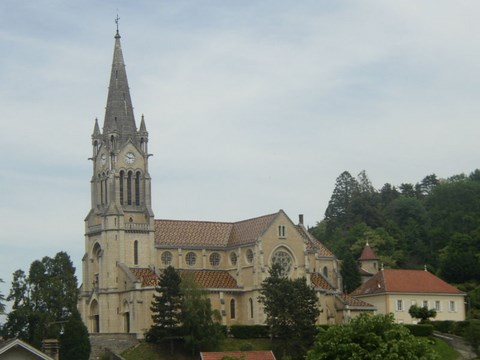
[185,252,197,266]
[209,253,220,267]
[246,249,254,263]
[161,251,172,265]
[230,252,237,266]
[272,249,293,276]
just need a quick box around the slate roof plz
[201,351,276,360]
[129,268,239,289]
[358,243,378,261]
[352,269,465,296]
[155,213,278,248]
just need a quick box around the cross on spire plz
[115,13,120,33]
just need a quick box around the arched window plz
[271,248,293,277]
[135,171,141,206]
[323,266,328,278]
[127,171,132,205]
[186,252,197,267]
[119,171,124,205]
[161,251,173,266]
[249,298,254,319]
[133,240,138,265]
[230,299,236,319]
[209,253,220,267]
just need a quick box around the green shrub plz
[404,324,434,337]
[229,325,269,338]
[431,320,454,334]
[239,342,254,351]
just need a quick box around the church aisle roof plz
[310,273,335,291]
[155,212,278,248]
[129,268,239,289]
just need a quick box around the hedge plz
[229,325,269,338]
[404,324,434,337]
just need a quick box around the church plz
[78,30,374,337]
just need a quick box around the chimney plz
[42,339,59,360]
[299,214,304,225]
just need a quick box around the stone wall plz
[89,333,139,360]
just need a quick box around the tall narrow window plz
[135,171,141,206]
[100,177,104,205]
[230,299,236,319]
[127,171,132,205]
[104,178,108,204]
[323,266,328,278]
[249,298,254,319]
[119,171,124,205]
[133,240,138,265]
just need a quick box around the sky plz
[1,0,480,314]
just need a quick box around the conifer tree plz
[148,266,183,345]
[59,308,91,360]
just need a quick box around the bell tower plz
[80,28,155,333]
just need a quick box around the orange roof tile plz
[352,269,465,296]
[130,268,158,287]
[155,213,278,248]
[296,225,335,257]
[358,244,378,261]
[337,293,375,308]
[129,268,239,289]
[310,273,335,291]
[201,351,276,360]
[179,270,239,289]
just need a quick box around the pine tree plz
[340,251,361,293]
[59,308,91,360]
[148,266,183,345]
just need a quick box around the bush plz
[404,324,434,337]
[229,325,269,339]
[431,320,454,334]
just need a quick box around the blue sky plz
[2,0,480,315]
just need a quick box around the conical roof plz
[102,31,137,145]
[358,243,378,261]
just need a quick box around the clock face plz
[101,154,107,165]
[125,152,136,164]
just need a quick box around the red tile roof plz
[296,225,335,257]
[130,268,158,287]
[358,244,378,261]
[155,213,278,248]
[129,268,239,290]
[337,293,375,308]
[352,269,465,296]
[201,351,276,360]
[179,270,239,289]
[310,273,335,291]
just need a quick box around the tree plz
[180,273,224,355]
[59,308,91,360]
[340,251,361,293]
[3,252,80,349]
[259,264,320,359]
[306,313,439,360]
[147,266,183,351]
[408,305,437,323]
[0,278,5,315]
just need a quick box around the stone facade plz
[78,30,374,337]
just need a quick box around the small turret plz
[358,242,379,283]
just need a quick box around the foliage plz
[0,278,5,315]
[229,325,269,339]
[409,305,437,323]
[259,264,320,360]
[180,273,224,354]
[465,320,480,356]
[59,308,91,360]
[311,169,480,317]
[306,313,439,360]
[3,252,79,349]
[340,251,361,293]
[147,266,183,345]
[404,324,434,336]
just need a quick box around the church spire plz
[102,29,137,146]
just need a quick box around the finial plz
[115,13,120,36]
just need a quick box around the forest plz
[310,169,480,318]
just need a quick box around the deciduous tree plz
[408,305,437,323]
[59,308,91,360]
[307,314,438,360]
